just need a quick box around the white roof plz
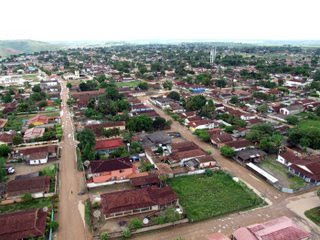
[246,162,278,184]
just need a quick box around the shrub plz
[122,228,131,239]
[49,220,59,231]
[220,146,235,158]
[128,218,143,230]
[100,233,109,240]
[22,193,33,202]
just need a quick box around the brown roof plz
[89,157,133,174]
[0,209,47,240]
[16,145,58,155]
[0,132,15,144]
[6,176,50,197]
[101,186,177,215]
[171,141,199,153]
[130,174,160,187]
[0,119,8,128]
[211,133,233,144]
[224,139,252,149]
[171,149,207,161]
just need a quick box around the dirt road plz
[57,80,90,240]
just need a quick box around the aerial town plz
[0,42,320,240]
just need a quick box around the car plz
[4,166,15,174]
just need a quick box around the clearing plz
[167,171,264,222]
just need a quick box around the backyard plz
[298,119,320,131]
[259,157,306,190]
[167,171,264,222]
[305,207,320,226]
[0,197,52,213]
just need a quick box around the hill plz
[0,40,61,58]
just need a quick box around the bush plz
[100,233,109,240]
[49,220,59,231]
[22,193,33,202]
[122,228,131,239]
[220,146,235,158]
[194,129,210,142]
[205,169,213,176]
[128,218,143,230]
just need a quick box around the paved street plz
[57,79,91,240]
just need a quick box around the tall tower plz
[210,47,216,65]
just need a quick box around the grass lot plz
[115,80,141,88]
[23,74,39,81]
[305,207,320,226]
[259,157,305,190]
[298,120,320,131]
[39,164,58,192]
[0,198,52,214]
[167,171,264,222]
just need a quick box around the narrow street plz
[57,79,90,240]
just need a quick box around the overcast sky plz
[1,0,319,42]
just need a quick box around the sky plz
[1,0,319,42]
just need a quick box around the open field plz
[167,171,264,222]
[305,207,320,226]
[298,120,320,131]
[23,74,39,81]
[115,80,141,88]
[259,157,306,190]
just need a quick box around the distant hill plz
[0,40,62,58]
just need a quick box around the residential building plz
[94,138,124,154]
[100,186,178,219]
[23,127,45,141]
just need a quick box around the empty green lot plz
[167,171,264,222]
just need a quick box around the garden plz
[167,171,264,222]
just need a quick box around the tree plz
[49,221,59,231]
[128,218,143,230]
[110,147,129,158]
[315,106,320,117]
[126,115,154,132]
[194,129,210,142]
[137,82,148,90]
[257,104,268,114]
[3,92,12,103]
[215,78,227,88]
[129,142,144,155]
[163,80,173,90]
[12,135,23,145]
[32,84,41,93]
[230,96,240,105]
[220,146,235,158]
[167,91,180,101]
[0,157,6,183]
[22,193,33,202]
[100,233,109,240]
[66,82,72,89]
[0,144,10,157]
[199,100,215,118]
[77,129,96,152]
[185,95,207,111]
[153,117,167,130]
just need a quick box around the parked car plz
[4,166,15,174]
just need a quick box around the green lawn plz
[167,171,264,222]
[305,207,320,226]
[298,120,320,131]
[23,74,39,81]
[259,158,306,190]
[115,80,141,88]
[0,198,52,214]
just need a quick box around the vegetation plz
[305,207,320,226]
[220,146,235,158]
[128,218,143,230]
[288,120,320,149]
[84,200,92,229]
[126,115,170,132]
[185,95,207,111]
[167,171,263,222]
[167,91,180,101]
[152,207,180,225]
[0,157,6,183]
[194,129,210,142]
[77,128,96,161]
[0,144,10,157]
[0,197,52,213]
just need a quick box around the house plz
[210,132,233,148]
[14,145,59,165]
[130,174,160,188]
[0,209,48,240]
[85,121,126,136]
[232,216,310,240]
[100,186,178,219]
[289,160,320,184]
[277,148,301,166]
[188,119,215,132]
[27,115,49,126]
[23,127,45,141]
[235,149,266,164]
[87,157,137,183]
[0,131,16,145]
[95,138,124,154]
[224,139,253,152]
[279,104,304,115]
[5,176,50,197]
[140,132,171,149]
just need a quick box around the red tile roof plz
[232,216,310,240]
[6,176,50,197]
[95,138,124,151]
[0,209,47,240]
[101,186,177,216]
